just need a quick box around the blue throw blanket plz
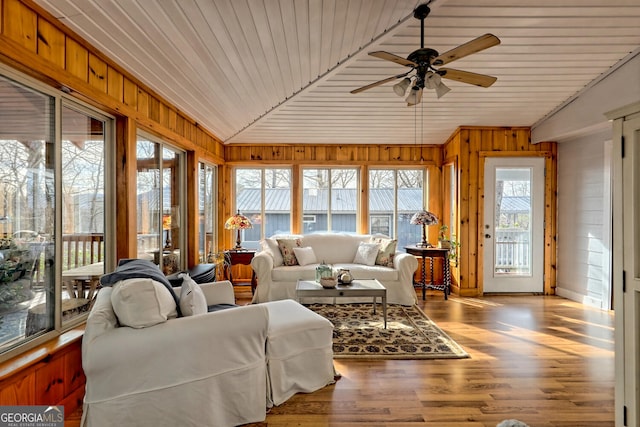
[100,259,182,317]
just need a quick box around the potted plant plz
[438,225,451,249]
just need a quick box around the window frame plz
[300,167,360,234]
[233,167,293,246]
[136,130,187,274]
[368,167,429,246]
[198,161,218,262]
[0,64,116,362]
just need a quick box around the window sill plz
[0,326,85,382]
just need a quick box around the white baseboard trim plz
[555,286,606,310]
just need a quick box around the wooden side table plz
[404,246,451,300]
[224,249,257,294]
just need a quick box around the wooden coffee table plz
[296,279,387,328]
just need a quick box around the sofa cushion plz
[293,247,318,266]
[334,264,399,282]
[260,238,284,267]
[111,278,178,328]
[179,273,207,316]
[272,263,399,283]
[272,265,317,282]
[353,242,379,266]
[370,236,397,267]
[301,233,369,264]
[277,238,302,266]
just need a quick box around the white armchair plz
[81,279,335,427]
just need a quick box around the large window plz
[0,68,113,358]
[302,168,358,234]
[369,168,426,248]
[234,168,291,246]
[136,133,185,275]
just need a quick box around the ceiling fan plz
[350,2,500,106]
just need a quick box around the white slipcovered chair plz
[81,279,335,427]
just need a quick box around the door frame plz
[610,101,640,427]
[478,152,554,295]
[482,156,545,293]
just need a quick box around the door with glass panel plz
[483,157,544,292]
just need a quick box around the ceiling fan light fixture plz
[406,87,423,106]
[425,72,450,99]
[393,77,411,96]
[435,81,451,99]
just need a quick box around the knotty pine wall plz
[443,127,558,296]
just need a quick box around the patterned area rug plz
[306,303,469,359]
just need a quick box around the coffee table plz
[296,279,387,328]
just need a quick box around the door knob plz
[485,233,491,238]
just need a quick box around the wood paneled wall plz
[0,330,84,417]
[443,126,557,296]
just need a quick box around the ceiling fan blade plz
[350,73,409,94]
[369,51,416,67]
[432,34,500,66]
[438,68,497,88]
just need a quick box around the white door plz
[614,107,640,427]
[483,157,545,293]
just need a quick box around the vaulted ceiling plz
[34,0,640,145]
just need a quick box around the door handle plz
[485,233,491,238]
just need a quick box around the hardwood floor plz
[66,288,615,427]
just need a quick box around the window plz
[136,133,185,275]
[369,168,426,248]
[198,162,217,262]
[234,168,291,246]
[0,68,114,358]
[302,168,358,234]
[370,215,391,236]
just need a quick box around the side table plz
[224,249,257,294]
[404,246,450,300]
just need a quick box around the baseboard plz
[555,286,606,309]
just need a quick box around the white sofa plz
[81,279,335,427]
[251,233,419,306]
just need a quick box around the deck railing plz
[62,233,104,270]
[494,229,530,273]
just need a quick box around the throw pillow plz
[111,278,178,328]
[260,238,284,266]
[353,242,379,266]
[276,238,302,266]
[178,273,207,316]
[292,246,318,266]
[370,236,397,267]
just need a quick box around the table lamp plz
[410,209,438,247]
[224,210,253,250]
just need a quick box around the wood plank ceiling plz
[33,0,640,145]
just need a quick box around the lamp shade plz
[410,210,438,226]
[225,210,253,250]
[393,77,411,96]
[225,210,253,230]
[411,210,438,248]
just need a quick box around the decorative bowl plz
[320,277,338,288]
